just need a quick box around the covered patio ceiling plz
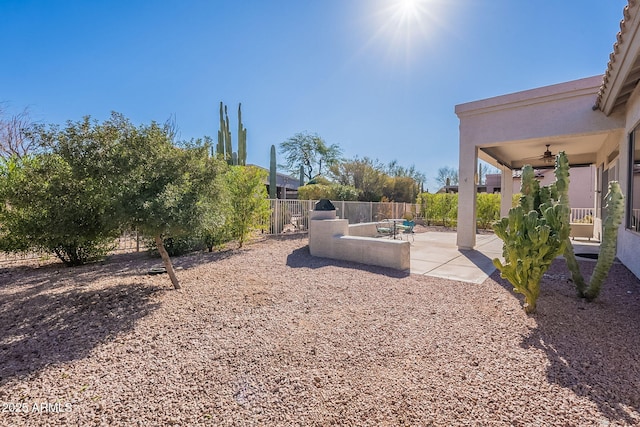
[456,75,626,174]
[478,131,615,170]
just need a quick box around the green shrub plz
[0,154,119,266]
[225,166,271,248]
[476,193,501,229]
[417,193,458,227]
[297,183,359,201]
[418,192,500,229]
[298,183,331,200]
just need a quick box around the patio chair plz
[401,220,415,242]
[376,222,393,238]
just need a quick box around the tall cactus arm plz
[217,102,226,158]
[224,105,232,164]
[551,151,588,295]
[519,166,538,213]
[584,181,624,301]
[554,152,570,196]
[238,103,247,166]
[564,243,587,296]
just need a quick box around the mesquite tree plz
[118,122,225,289]
[279,132,342,180]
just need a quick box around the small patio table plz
[386,219,407,240]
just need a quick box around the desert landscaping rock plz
[1,233,639,426]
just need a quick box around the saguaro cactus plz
[216,102,246,166]
[269,145,277,199]
[238,103,247,166]
[224,106,232,163]
[585,181,624,299]
[216,102,226,159]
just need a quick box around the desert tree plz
[329,156,388,201]
[279,132,342,180]
[386,160,426,202]
[224,165,270,248]
[117,122,226,289]
[435,166,459,188]
[0,104,37,159]
[0,114,133,265]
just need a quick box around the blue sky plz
[0,0,629,191]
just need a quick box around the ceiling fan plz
[523,144,555,164]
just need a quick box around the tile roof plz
[594,0,640,113]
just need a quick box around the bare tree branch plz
[0,104,36,158]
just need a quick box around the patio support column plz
[500,164,514,217]
[457,144,478,250]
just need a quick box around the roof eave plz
[596,1,640,115]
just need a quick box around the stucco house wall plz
[568,166,596,208]
[511,166,595,208]
[455,2,640,279]
[615,80,640,278]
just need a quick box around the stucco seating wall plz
[569,223,594,240]
[308,210,410,271]
[346,222,380,237]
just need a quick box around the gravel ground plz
[1,233,639,426]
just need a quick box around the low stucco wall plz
[617,229,640,279]
[347,222,379,237]
[308,211,410,271]
[331,236,410,270]
[308,218,348,256]
[570,223,594,240]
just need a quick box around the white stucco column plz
[500,165,514,217]
[457,144,478,250]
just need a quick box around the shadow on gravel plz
[0,251,162,290]
[169,248,237,271]
[0,260,163,386]
[491,259,640,424]
[286,246,410,279]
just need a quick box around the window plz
[629,130,640,232]
[596,166,602,219]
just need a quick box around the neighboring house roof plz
[595,0,640,114]
[248,164,300,189]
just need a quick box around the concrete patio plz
[410,231,503,284]
[411,231,601,284]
